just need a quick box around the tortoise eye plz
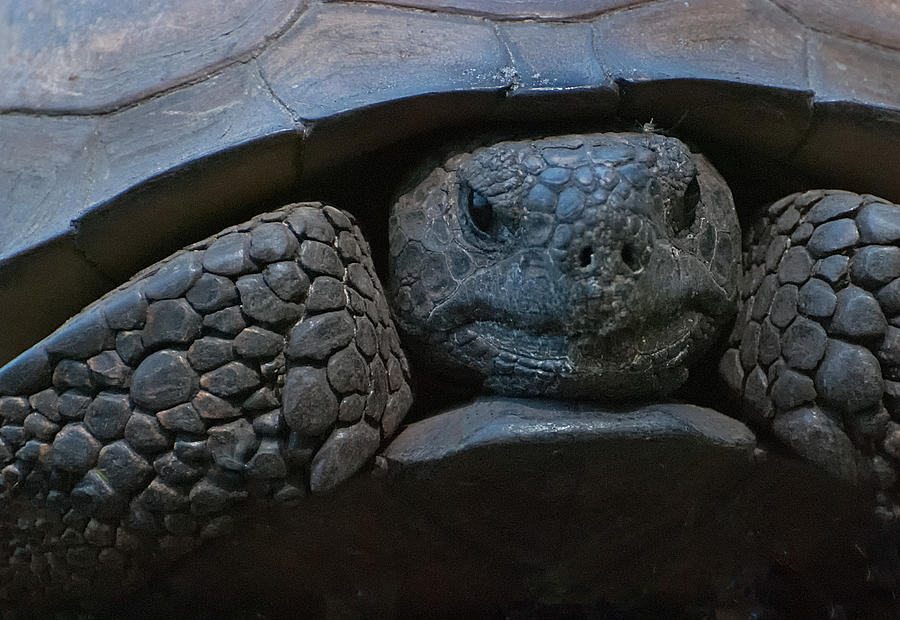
[461,183,495,235]
[672,175,700,233]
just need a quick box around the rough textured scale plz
[389,133,739,398]
[722,190,900,536]
[0,203,410,613]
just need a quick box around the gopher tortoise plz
[2,0,900,617]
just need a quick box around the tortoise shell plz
[2,2,899,615]
[1,0,899,366]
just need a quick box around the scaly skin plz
[388,133,740,398]
[0,203,411,615]
[721,190,900,578]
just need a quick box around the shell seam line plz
[0,1,310,119]
[492,23,523,94]
[330,0,666,24]
[255,60,305,129]
[801,14,810,92]
[2,0,896,118]
[590,20,619,88]
[765,0,900,54]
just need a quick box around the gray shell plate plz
[1,0,900,364]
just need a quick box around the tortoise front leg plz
[721,190,900,582]
[0,203,411,616]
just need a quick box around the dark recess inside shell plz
[303,119,813,274]
[0,91,859,369]
[0,114,812,383]
[298,118,812,420]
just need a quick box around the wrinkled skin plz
[389,133,740,398]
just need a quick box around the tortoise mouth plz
[452,321,570,368]
[440,311,705,398]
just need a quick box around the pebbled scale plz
[0,203,411,614]
[722,190,900,531]
[389,133,739,399]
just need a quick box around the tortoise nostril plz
[579,246,593,268]
[621,243,640,271]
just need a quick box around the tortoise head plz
[388,133,740,399]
